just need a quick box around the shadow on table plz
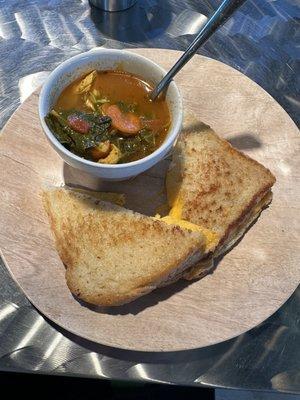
[48,312,245,376]
[227,133,262,150]
[89,0,173,43]
[74,279,192,315]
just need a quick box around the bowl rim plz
[39,48,183,170]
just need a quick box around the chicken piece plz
[75,70,97,94]
[90,141,111,160]
[98,144,122,164]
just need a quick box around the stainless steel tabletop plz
[0,0,299,394]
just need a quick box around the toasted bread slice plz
[43,187,205,306]
[183,190,273,280]
[166,114,276,280]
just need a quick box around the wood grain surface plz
[0,49,299,352]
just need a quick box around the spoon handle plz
[150,0,246,100]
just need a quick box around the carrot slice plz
[102,104,141,135]
[67,114,90,134]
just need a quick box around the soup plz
[45,70,171,164]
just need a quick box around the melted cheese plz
[155,192,219,253]
[161,215,219,253]
[168,194,184,220]
[170,194,219,252]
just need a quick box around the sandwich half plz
[43,187,205,306]
[166,115,276,280]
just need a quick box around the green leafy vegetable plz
[45,114,72,146]
[139,129,155,146]
[46,109,157,164]
[111,129,156,163]
[45,110,112,157]
[116,101,138,114]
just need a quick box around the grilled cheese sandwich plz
[43,187,206,306]
[166,114,276,280]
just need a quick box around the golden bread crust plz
[167,114,276,280]
[167,115,275,246]
[43,188,204,306]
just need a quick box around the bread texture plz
[183,190,272,280]
[43,187,205,306]
[167,114,276,280]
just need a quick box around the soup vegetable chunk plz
[45,70,171,164]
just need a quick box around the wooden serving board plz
[0,49,299,352]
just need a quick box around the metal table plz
[0,0,299,394]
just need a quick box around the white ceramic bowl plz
[39,49,183,181]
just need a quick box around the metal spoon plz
[150,0,246,101]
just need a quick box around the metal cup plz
[89,0,137,12]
